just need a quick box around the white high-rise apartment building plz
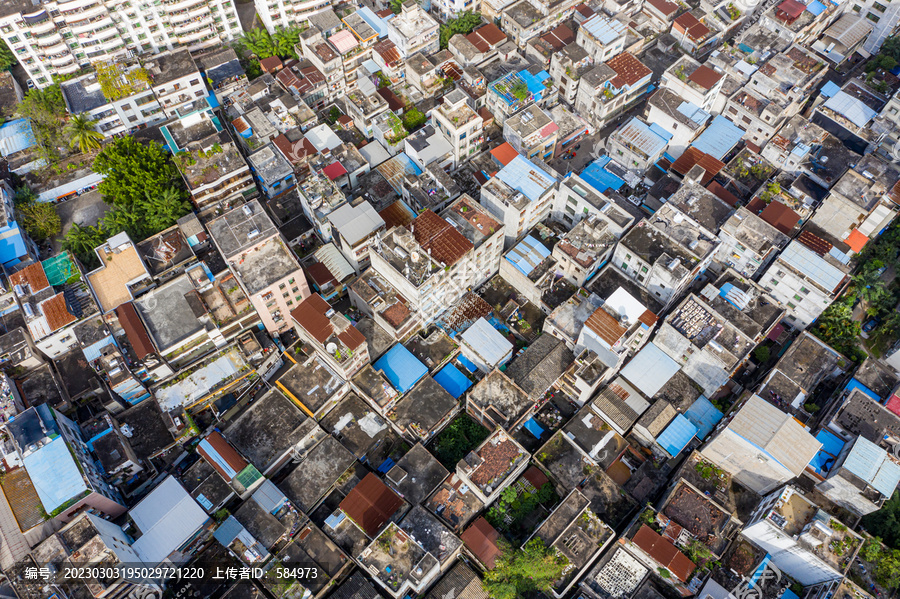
[255,0,333,33]
[0,0,242,88]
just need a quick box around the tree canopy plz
[863,493,900,549]
[439,11,482,48]
[482,538,568,599]
[238,27,302,60]
[15,197,60,242]
[65,114,103,154]
[402,106,427,131]
[17,85,67,162]
[0,41,16,71]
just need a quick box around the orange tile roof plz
[585,307,627,346]
[115,302,156,360]
[411,210,473,267]
[9,263,49,293]
[674,13,710,41]
[670,147,724,184]
[846,229,868,253]
[606,52,652,88]
[339,473,403,537]
[688,65,722,90]
[632,525,696,582]
[490,142,518,167]
[461,517,502,569]
[41,293,76,332]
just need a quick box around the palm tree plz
[272,27,301,59]
[240,28,275,58]
[852,269,886,305]
[65,114,102,154]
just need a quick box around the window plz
[799,286,809,294]
[851,3,861,10]
[874,2,887,11]
[641,266,648,273]
[279,283,286,289]
[786,302,796,309]
[621,261,628,270]
[867,11,880,21]
[625,254,632,261]
[793,294,803,301]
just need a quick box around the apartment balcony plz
[63,3,107,23]
[166,0,207,13]
[40,40,68,54]
[176,16,212,34]
[28,19,57,35]
[35,32,64,47]
[177,25,214,43]
[98,34,123,50]
[71,16,113,35]
[49,53,76,67]
[56,60,81,74]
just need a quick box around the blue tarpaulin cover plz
[434,363,473,399]
[457,354,478,373]
[523,418,545,439]
[373,345,428,394]
[810,429,845,475]
[844,377,880,401]
[581,156,626,193]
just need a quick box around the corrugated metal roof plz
[0,119,36,157]
[505,235,550,276]
[329,201,385,245]
[339,473,403,537]
[691,115,745,160]
[728,395,821,476]
[131,476,208,564]
[620,343,680,397]
[460,317,513,367]
[23,437,87,514]
[581,14,627,44]
[657,414,698,457]
[843,436,900,497]
[314,242,355,282]
[683,397,723,440]
[780,240,846,293]
[495,155,555,201]
[615,118,669,156]
[330,29,360,54]
[824,90,878,128]
[252,479,288,514]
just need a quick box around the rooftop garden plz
[95,62,150,101]
[486,475,559,542]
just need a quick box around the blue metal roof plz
[359,7,389,37]
[433,363,472,399]
[373,344,428,394]
[0,222,27,267]
[692,115,745,159]
[0,119,36,157]
[821,81,841,98]
[23,436,89,513]
[581,14,627,44]
[457,354,478,373]
[581,155,625,193]
[496,155,555,201]
[519,69,551,102]
[213,515,244,545]
[657,414,698,457]
[683,397,723,440]
[845,377,880,401]
[676,102,711,126]
[505,235,550,276]
[649,123,674,142]
[806,0,826,14]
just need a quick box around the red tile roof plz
[575,3,595,17]
[41,293,76,332]
[461,517,502,569]
[688,65,722,90]
[337,326,366,351]
[522,465,549,489]
[198,431,248,482]
[632,525,696,582]
[670,147,724,184]
[379,200,415,230]
[115,302,155,360]
[537,24,575,52]
[674,13,711,41]
[377,87,405,111]
[306,262,336,288]
[645,0,678,16]
[323,161,348,181]
[260,56,283,73]
[638,309,658,327]
[292,294,333,344]
[10,263,49,293]
[340,473,404,537]
[606,52,652,88]
[411,210,474,268]
[777,0,806,18]
[706,181,741,207]
[490,142,518,166]
[467,23,506,52]
[273,134,317,165]
[759,200,800,234]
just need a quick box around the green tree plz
[272,27,301,59]
[439,10,483,48]
[389,0,404,13]
[863,493,900,550]
[402,106,427,131]
[239,27,276,59]
[64,114,103,154]
[0,41,16,71]
[753,345,770,363]
[882,35,900,63]
[17,84,67,162]
[15,199,60,242]
[62,222,110,268]
[482,538,568,599]
[812,300,864,362]
[852,269,887,305]
[93,137,184,209]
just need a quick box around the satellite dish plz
[326,342,338,354]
